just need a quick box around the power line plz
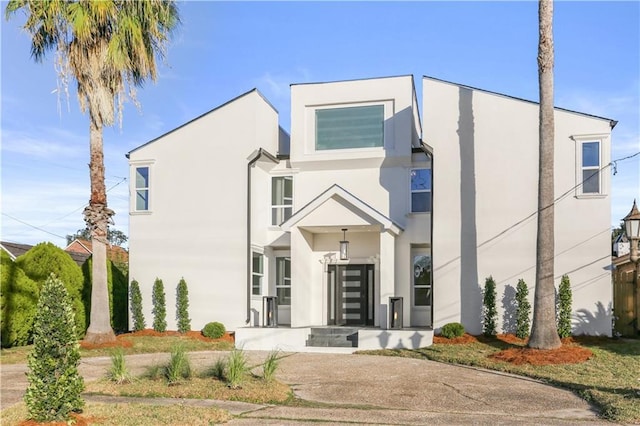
[1,213,67,240]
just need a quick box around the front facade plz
[128,75,615,351]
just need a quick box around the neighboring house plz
[127,75,616,351]
[1,240,90,267]
[613,234,630,257]
[65,238,129,267]
[1,241,33,260]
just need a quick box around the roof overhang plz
[281,184,403,236]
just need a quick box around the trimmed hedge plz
[82,257,129,333]
[152,278,167,332]
[483,276,498,337]
[557,275,573,338]
[202,322,225,339]
[440,322,465,339]
[1,251,39,347]
[176,278,191,333]
[16,243,86,337]
[129,280,145,331]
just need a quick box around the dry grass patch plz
[1,402,231,426]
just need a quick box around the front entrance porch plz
[235,326,434,352]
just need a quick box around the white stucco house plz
[127,75,616,351]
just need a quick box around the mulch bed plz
[19,413,101,426]
[79,329,234,350]
[434,332,593,365]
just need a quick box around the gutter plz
[246,148,279,324]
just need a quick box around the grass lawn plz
[0,330,234,365]
[359,335,640,424]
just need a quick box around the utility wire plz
[1,213,67,240]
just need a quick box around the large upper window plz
[252,252,264,296]
[413,254,432,307]
[581,141,600,194]
[135,166,150,211]
[276,257,291,305]
[411,168,432,213]
[316,105,384,150]
[272,176,293,225]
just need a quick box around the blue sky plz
[2,1,639,248]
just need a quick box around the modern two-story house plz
[127,75,615,351]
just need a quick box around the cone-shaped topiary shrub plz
[16,242,86,336]
[152,278,167,332]
[557,275,573,338]
[176,278,191,333]
[483,276,497,337]
[515,279,531,339]
[82,257,129,333]
[1,250,39,348]
[129,279,145,331]
[24,274,84,422]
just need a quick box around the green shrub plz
[107,348,131,384]
[440,322,465,339]
[16,242,86,336]
[515,279,531,339]
[1,251,39,348]
[226,349,248,389]
[176,278,191,333]
[483,276,497,337]
[82,257,129,333]
[165,343,191,385]
[24,274,84,422]
[129,279,145,331]
[152,278,167,332]
[262,350,281,382]
[202,321,225,339]
[557,275,573,338]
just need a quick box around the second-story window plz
[411,168,432,213]
[135,166,150,211]
[316,105,384,150]
[581,141,600,194]
[272,176,293,225]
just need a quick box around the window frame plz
[411,252,432,308]
[275,256,291,306]
[315,104,384,151]
[410,168,432,213]
[251,251,264,296]
[271,176,293,226]
[130,161,154,214]
[572,134,608,198]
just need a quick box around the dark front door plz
[328,264,374,326]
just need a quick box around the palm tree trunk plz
[83,116,116,344]
[529,0,561,350]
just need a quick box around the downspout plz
[246,148,279,325]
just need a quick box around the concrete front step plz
[306,327,359,348]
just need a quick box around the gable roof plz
[64,238,129,265]
[281,184,403,236]
[423,75,618,128]
[127,88,277,157]
[0,241,33,261]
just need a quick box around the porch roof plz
[281,184,403,236]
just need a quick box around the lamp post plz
[622,199,640,336]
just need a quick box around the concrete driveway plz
[1,351,607,425]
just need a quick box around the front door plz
[327,264,374,326]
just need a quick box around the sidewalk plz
[1,351,608,425]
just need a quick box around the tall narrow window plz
[581,141,600,194]
[316,105,384,150]
[135,167,150,211]
[411,168,432,213]
[252,252,264,296]
[276,257,291,305]
[272,176,293,225]
[413,255,432,306]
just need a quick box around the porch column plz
[379,230,396,329]
[290,227,315,327]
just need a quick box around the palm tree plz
[529,0,561,350]
[6,0,180,344]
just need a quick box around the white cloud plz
[1,128,85,159]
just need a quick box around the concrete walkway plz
[1,351,608,425]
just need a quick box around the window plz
[581,141,600,194]
[276,257,291,305]
[135,167,150,211]
[411,168,432,213]
[316,105,384,150]
[272,176,293,225]
[413,255,431,306]
[252,252,264,296]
